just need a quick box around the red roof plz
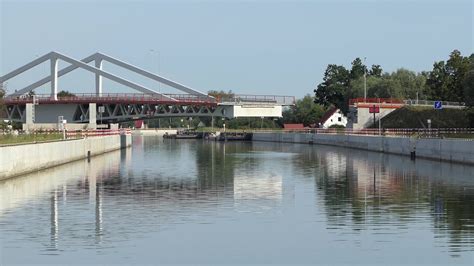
[134,120,144,128]
[318,107,338,124]
[283,123,305,129]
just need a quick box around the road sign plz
[434,101,443,110]
[369,105,380,113]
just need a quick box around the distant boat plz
[164,130,203,139]
[203,132,218,141]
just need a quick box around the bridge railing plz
[3,93,218,104]
[219,95,295,105]
[349,98,404,105]
[3,93,295,105]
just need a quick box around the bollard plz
[87,151,91,162]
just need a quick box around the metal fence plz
[251,128,474,140]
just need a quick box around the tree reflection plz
[304,144,474,251]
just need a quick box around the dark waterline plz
[1,136,473,264]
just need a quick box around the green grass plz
[439,133,474,139]
[379,106,471,128]
[0,133,63,145]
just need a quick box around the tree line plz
[314,50,474,114]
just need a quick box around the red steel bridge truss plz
[0,51,294,124]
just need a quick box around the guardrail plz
[251,128,474,139]
[218,95,295,105]
[66,129,131,139]
[403,99,465,107]
[349,98,466,108]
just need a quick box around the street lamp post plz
[363,57,367,102]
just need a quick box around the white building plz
[318,108,348,129]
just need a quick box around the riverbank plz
[0,134,131,180]
[0,132,63,145]
[252,132,474,165]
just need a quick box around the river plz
[1,136,473,264]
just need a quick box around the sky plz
[0,0,473,98]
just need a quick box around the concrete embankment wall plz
[0,134,131,180]
[252,132,474,165]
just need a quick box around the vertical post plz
[89,103,97,129]
[95,58,103,96]
[51,56,58,100]
[25,103,34,131]
[373,105,376,130]
[363,57,367,102]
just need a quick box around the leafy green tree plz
[208,90,234,101]
[349,58,367,80]
[314,64,350,113]
[446,50,470,102]
[0,83,6,120]
[57,90,76,97]
[284,95,325,126]
[369,65,383,77]
[390,69,427,99]
[427,50,470,102]
[0,83,5,100]
[463,54,474,126]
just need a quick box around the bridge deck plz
[3,93,295,106]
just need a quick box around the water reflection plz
[303,144,474,254]
[0,137,473,264]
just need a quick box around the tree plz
[284,95,325,126]
[462,54,474,107]
[57,90,76,97]
[208,90,234,101]
[369,65,383,77]
[390,68,426,99]
[426,50,470,102]
[0,83,5,98]
[0,83,6,117]
[349,58,367,80]
[314,64,350,113]
[446,50,470,102]
[463,54,474,127]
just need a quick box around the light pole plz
[363,57,367,102]
[149,49,160,92]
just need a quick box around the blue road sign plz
[434,101,443,110]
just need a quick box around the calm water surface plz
[1,136,474,265]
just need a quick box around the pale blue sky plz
[1,0,472,98]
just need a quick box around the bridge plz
[0,51,294,130]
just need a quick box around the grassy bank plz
[0,133,63,145]
[379,106,473,128]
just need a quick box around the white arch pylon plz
[0,51,209,101]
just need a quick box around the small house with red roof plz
[317,108,347,129]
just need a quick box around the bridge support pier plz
[89,103,97,129]
[25,103,34,131]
